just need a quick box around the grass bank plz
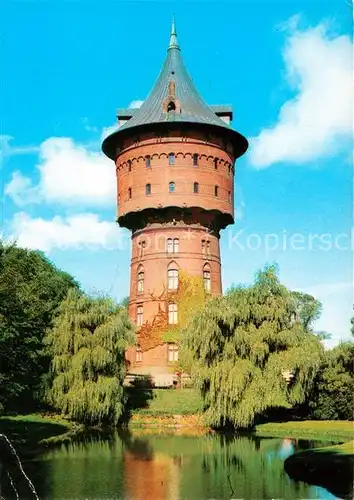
[255,420,354,440]
[125,388,205,425]
[0,413,82,454]
[284,440,354,499]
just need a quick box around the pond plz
[0,430,344,499]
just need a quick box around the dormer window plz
[167,101,176,112]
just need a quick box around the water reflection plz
[3,431,342,500]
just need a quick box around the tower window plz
[206,241,211,255]
[146,183,151,195]
[193,153,198,166]
[145,156,151,168]
[193,182,199,193]
[228,190,231,202]
[128,160,132,172]
[214,158,218,169]
[138,240,146,257]
[167,238,179,253]
[228,164,231,175]
[168,344,179,362]
[168,268,178,290]
[128,187,132,199]
[167,101,176,112]
[167,238,173,253]
[137,269,144,293]
[169,153,175,165]
[214,185,219,197]
[203,267,211,292]
[136,347,143,362]
[137,305,143,326]
[169,181,175,192]
[173,238,179,253]
[168,303,178,324]
[201,239,205,254]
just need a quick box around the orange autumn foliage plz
[137,271,207,352]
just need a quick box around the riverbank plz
[0,413,84,454]
[284,440,354,500]
[255,420,354,440]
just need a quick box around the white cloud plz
[7,212,127,253]
[249,21,353,168]
[5,171,39,206]
[6,137,116,207]
[101,124,119,141]
[0,135,39,161]
[128,100,144,109]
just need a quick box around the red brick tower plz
[102,20,248,384]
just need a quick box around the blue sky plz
[1,0,352,347]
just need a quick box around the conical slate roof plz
[117,18,229,132]
[102,18,248,159]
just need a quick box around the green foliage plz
[45,289,135,425]
[119,296,130,309]
[0,241,79,413]
[307,342,354,420]
[181,264,324,428]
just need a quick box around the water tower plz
[102,19,248,383]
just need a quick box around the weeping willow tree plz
[45,289,135,425]
[181,264,323,428]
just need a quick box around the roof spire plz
[168,15,180,51]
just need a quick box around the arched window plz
[193,153,198,166]
[166,238,173,253]
[166,238,179,253]
[168,303,178,324]
[127,160,132,172]
[136,347,142,362]
[137,305,143,326]
[146,183,151,195]
[214,185,219,197]
[169,181,175,192]
[173,238,179,253]
[128,187,132,199]
[193,182,199,193]
[145,156,151,168]
[137,267,144,293]
[228,164,231,175]
[138,240,146,258]
[167,268,178,290]
[214,158,218,169]
[228,190,231,202]
[167,101,176,112]
[168,344,179,362]
[169,153,175,165]
[203,265,211,292]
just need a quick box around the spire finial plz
[168,15,180,50]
